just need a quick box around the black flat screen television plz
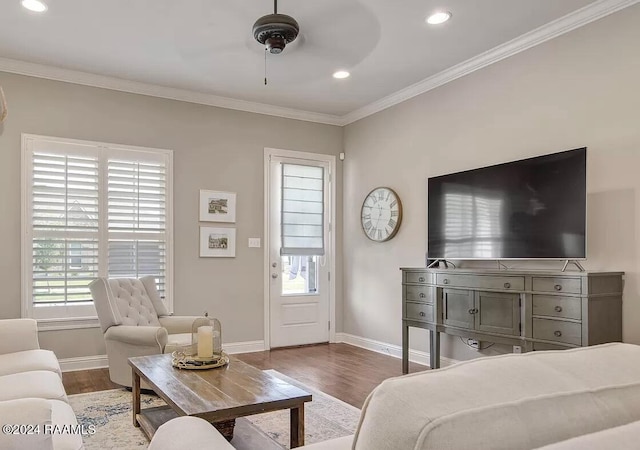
[427,148,587,260]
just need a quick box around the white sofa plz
[149,343,640,450]
[0,319,83,450]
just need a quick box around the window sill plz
[35,317,101,331]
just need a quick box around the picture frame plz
[199,190,236,223]
[200,227,236,258]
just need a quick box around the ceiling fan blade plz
[291,1,381,67]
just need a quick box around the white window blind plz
[31,148,100,305]
[281,163,325,256]
[23,135,173,321]
[107,157,168,296]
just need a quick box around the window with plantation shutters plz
[280,163,325,256]
[107,155,168,296]
[30,143,100,308]
[22,135,173,322]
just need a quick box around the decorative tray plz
[171,350,229,370]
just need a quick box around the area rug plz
[68,369,361,450]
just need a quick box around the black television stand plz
[562,260,586,272]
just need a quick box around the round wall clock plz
[361,187,403,242]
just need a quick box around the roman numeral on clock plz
[388,218,397,228]
[391,210,398,217]
[390,200,397,208]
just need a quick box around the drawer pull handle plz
[554,284,563,291]
[443,279,449,285]
[419,293,426,299]
[554,330,562,337]
[419,312,426,317]
[504,282,511,289]
[418,277,425,282]
[554,306,563,313]
[468,308,478,315]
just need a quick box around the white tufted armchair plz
[89,276,210,387]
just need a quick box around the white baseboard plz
[223,340,266,354]
[59,355,109,372]
[336,332,458,368]
[58,340,266,372]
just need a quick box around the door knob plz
[271,273,278,279]
[272,262,277,268]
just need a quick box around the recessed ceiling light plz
[333,70,350,79]
[21,0,48,12]
[426,11,451,25]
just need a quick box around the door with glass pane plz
[268,155,331,348]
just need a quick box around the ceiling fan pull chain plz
[264,48,268,85]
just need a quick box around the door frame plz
[263,147,337,349]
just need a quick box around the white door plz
[267,151,332,348]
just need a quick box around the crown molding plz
[340,0,640,126]
[0,56,343,126]
[0,0,636,127]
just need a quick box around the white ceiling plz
[0,0,618,120]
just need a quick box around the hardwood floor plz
[236,344,427,408]
[61,344,427,408]
[62,367,119,395]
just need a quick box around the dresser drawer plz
[405,302,434,323]
[405,285,434,303]
[436,274,524,291]
[532,318,582,346]
[532,277,581,294]
[405,272,432,284]
[532,295,582,320]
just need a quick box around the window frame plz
[21,134,174,330]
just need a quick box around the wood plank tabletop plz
[129,354,312,419]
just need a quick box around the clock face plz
[361,187,402,242]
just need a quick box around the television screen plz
[427,148,586,260]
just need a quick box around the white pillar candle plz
[197,326,214,359]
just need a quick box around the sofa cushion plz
[0,349,62,378]
[354,343,640,450]
[0,370,67,403]
[0,398,53,450]
[51,399,84,450]
[418,382,640,449]
[535,419,640,450]
[148,416,234,450]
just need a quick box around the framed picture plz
[200,227,236,258]
[199,190,236,223]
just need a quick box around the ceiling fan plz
[252,0,299,55]
[175,1,380,84]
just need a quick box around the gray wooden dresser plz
[401,267,623,373]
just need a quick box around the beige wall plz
[343,6,640,361]
[0,73,343,359]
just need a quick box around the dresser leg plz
[430,331,440,369]
[402,323,409,374]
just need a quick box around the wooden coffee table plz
[128,354,312,448]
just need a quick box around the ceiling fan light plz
[426,11,451,25]
[21,0,48,12]
[333,71,351,79]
